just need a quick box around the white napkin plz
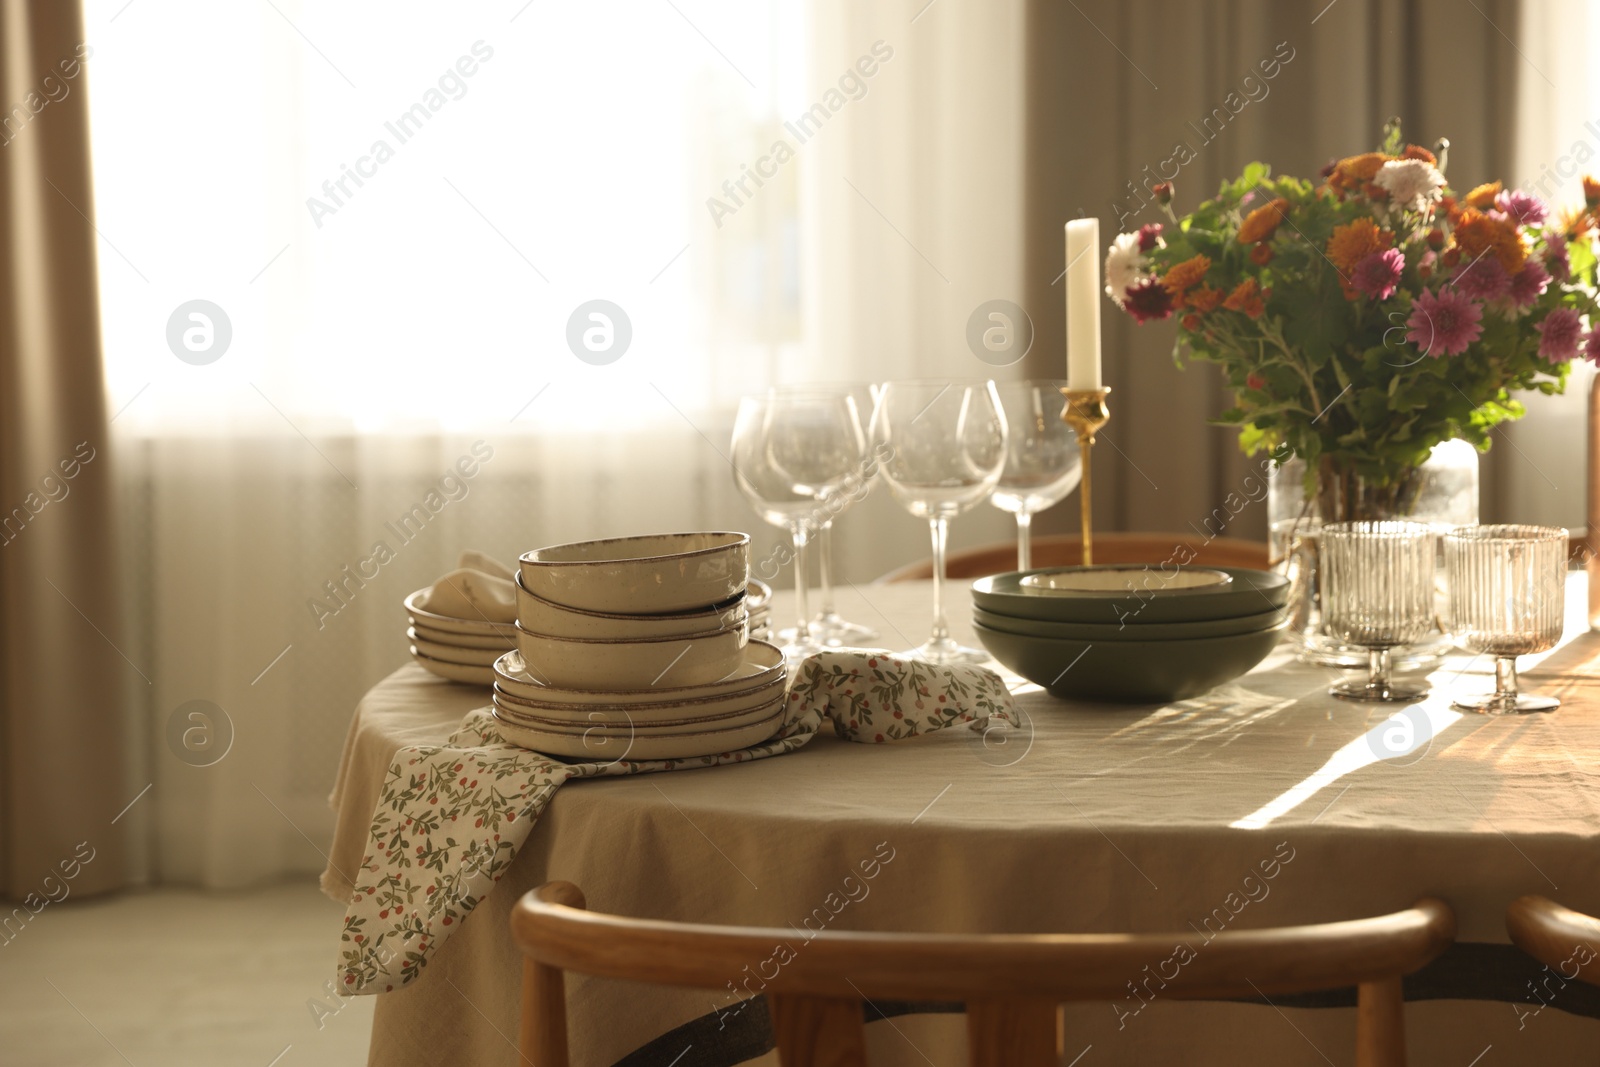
[415,553,517,623]
[454,550,514,582]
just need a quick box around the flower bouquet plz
[1106,120,1600,522]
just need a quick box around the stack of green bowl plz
[972,565,1292,704]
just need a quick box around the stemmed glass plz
[772,385,879,647]
[871,381,1008,665]
[1320,521,1437,701]
[731,393,866,663]
[989,380,1081,571]
[1444,524,1567,714]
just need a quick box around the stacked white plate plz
[491,644,789,761]
[405,588,518,686]
[491,532,791,760]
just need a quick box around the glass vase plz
[1268,439,1479,669]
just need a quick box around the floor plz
[0,881,372,1067]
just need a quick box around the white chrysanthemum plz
[1374,159,1446,213]
[1104,232,1148,306]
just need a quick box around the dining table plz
[322,575,1600,1067]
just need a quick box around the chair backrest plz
[878,532,1272,583]
[512,882,1454,1067]
[1506,895,1600,987]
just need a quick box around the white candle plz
[1065,218,1102,390]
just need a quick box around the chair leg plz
[967,999,1059,1067]
[768,994,869,1067]
[1355,976,1406,1067]
[521,957,569,1067]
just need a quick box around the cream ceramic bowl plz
[492,672,786,726]
[518,532,750,615]
[408,633,504,667]
[404,589,520,639]
[492,643,784,706]
[514,622,747,690]
[515,572,746,640]
[409,622,515,651]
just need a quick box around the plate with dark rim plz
[972,566,1290,626]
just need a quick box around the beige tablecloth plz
[324,578,1600,1067]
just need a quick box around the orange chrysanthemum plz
[1162,254,1212,299]
[1560,204,1595,239]
[1250,243,1274,266]
[1186,285,1224,314]
[1463,181,1501,210]
[1237,198,1290,244]
[1326,217,1394,275]
[1330,152,1393,192]
[1452,208,1526,275]
[1222,277,1266,318]
[1584,175,1600,209]
[1402,144,1437,165]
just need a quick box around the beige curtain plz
[1022,0,1525,540]
[0,0,128,899]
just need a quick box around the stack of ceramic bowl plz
[493,532,791,760]
[972,565,1293,703]
[405,588,518,685]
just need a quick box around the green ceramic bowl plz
[974,618,1289,703]
[973,604,1290,642]
[972,566,1290,626]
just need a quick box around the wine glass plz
[989,380,1081,571]
[731,393,865,663]
[770,385,880,648]
[1320,521,1437,701]
[1444,524,1567,714]
[871,381,1008,665]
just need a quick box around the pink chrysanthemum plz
[1546,242,1570,282]
[1508,260,1551,310]
[1123,277,1173,323]
[1493,189,1549,226]
[1352,248,1404,300]
[1406,287,1484,358]
[1535,306,1584,362]
[1584,330,1600,367]
[1452,256,1511,302]
[1137,223,1164,252]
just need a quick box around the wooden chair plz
[1506,895,1600,986]
[878,532,1271,583]
[512,882,1454,1066]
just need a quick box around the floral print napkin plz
[337,651,1017,994]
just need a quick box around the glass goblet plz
[1444,524,1568,714]
[871,380,1008,665]
[1320,521,1437,701]
[731,393,865,664]
[770,384,880,648]
[989,379,1081,571]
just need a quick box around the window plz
[90,0,807,433]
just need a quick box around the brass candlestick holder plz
[1060,387,1111,565]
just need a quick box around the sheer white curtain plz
[87,0,1027,886]
[801,0,1029,382]
[1506,0,1599,531]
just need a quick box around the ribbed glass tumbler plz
[1444,524,1568,715]
[1320,521,1438,702]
